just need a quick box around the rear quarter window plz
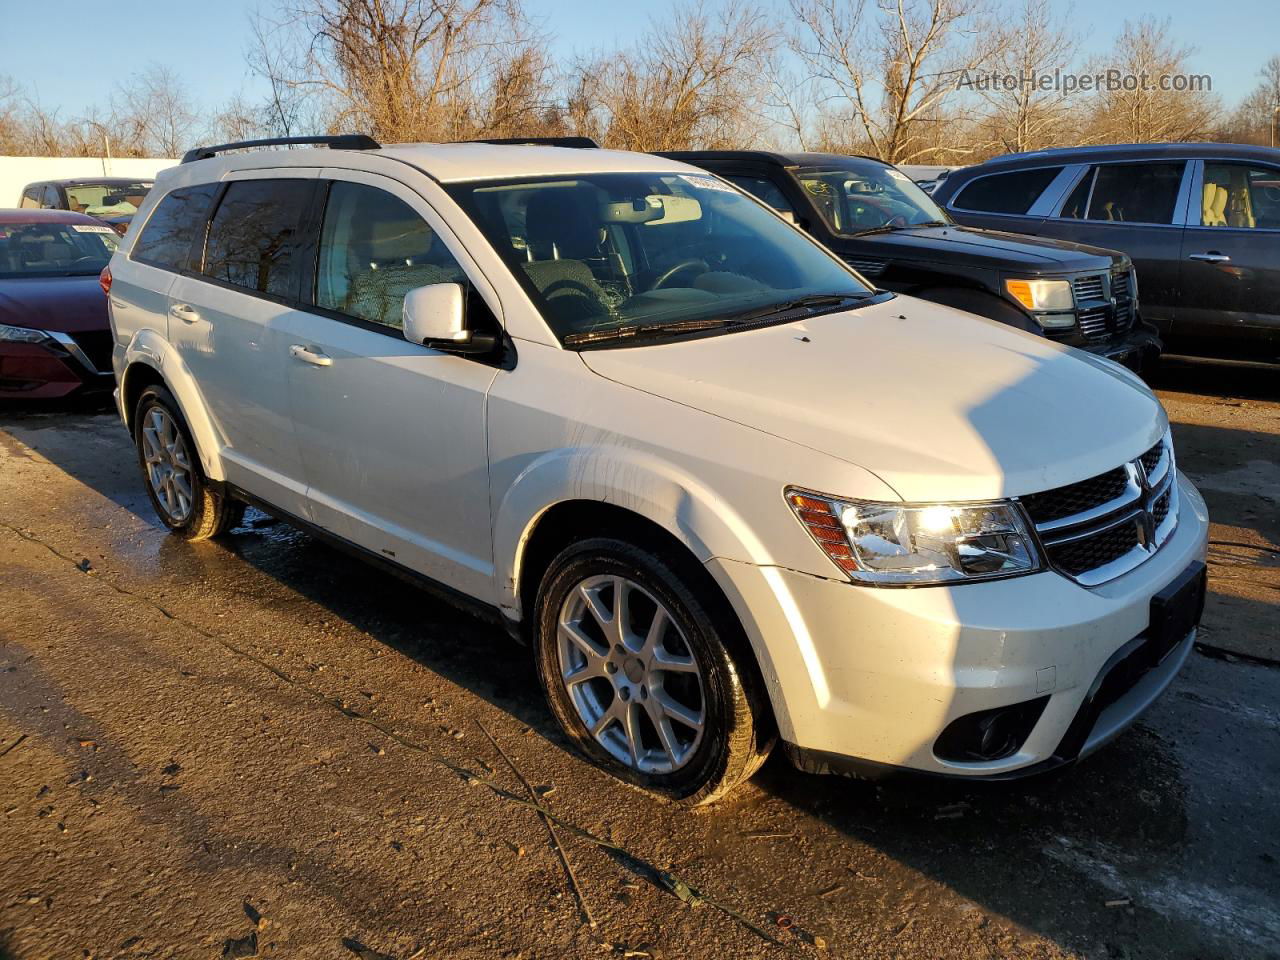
[132,183,220,271]
[952,167,1063,215]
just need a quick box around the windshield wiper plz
[563,294,868,348]
[848,219,949,236]
[563,316,732,346]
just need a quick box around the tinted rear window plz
[1074,162,1184,224]
[132,184,219,270]
[201,179,312,297]
[952,167,1062,215]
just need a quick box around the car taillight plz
[99,265,112,296]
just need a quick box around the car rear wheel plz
[133,385,241,540]
[534,537,770,805]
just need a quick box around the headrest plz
[525,189,603,261]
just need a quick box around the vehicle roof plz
[172,142,698,184]
[0,208,108,225]
[26,177,155,187]
[965,142,1280,170]
[659,149,890,170]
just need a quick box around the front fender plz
[494,444,771,620]
[120,330,225,482]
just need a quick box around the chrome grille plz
[1021,434,1177,586]
[1070,270,1136,342]
[1072,274,1105,301]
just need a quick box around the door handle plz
[1188,252,1231,263]
[169,303,201,323]
[289,344,333,367]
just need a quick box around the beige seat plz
[1202,183,1228,226]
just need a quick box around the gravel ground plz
[1,357,1277,960]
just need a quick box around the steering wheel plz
[652,259,709,290]
[885,215,909,229]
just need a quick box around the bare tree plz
[969,0,1081,155]
[1223,55,1280,146]
[1085,17,1218,143]
[249,0,555,143]
[570,1,778,151]
[787,0,1005,164]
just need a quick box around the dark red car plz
[0,209,118,399]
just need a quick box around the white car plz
[105,135,1209,804]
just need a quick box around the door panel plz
[166,174,318,516]
[1033,161,1190,334]
[1176,160,1280,361]
[286,173,501,601]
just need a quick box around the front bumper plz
[0,338,113,399]
[1064,320,1162,373]
[706,473,1209,779]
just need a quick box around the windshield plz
[448,172,873,345]
[794,164,949,235]
[0,221,119,278]
[64,182,152,217]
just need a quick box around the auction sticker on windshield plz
[679,174,738,194]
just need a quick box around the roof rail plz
[462,136,600,148]
[181,134,381,164]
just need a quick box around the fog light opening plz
[934,696,1050,763]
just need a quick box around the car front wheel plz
[534,537,770,805]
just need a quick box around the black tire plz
[133,384,242,541]
[533,537,771,805]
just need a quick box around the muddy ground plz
[1,356,1277,960]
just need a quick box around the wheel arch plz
[119,332,225,481]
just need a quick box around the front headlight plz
[1004,278,1073,312]
[786,489,1041,585]
[0,323,53,344]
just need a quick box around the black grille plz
[1140,439,1164,475]
[70,330,114,373]
[1050,522,1140,576]
[1021,466,1128,525]
[1152,487,1171,526]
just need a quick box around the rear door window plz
[201,179,312,297]
[312,180,468,329]
[1063,162,1185,224]
[19,187,42,209]
[951,167,1062,215]
[131,183,220,271]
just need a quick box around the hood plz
[0,276,110,333]
[581,296,1165,503]
[833,224,1122,273]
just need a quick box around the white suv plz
[105,135,1209,804]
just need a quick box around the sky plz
[1,0,1274,122]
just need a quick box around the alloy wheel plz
[141,406,194,524]
[556,574,706,774]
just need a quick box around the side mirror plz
[402,283,497,355]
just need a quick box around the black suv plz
[932,143,1280,365]
[661,150,1161,368]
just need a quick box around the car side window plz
[202,179,311,297]
[1201,163,1280,229]
[951,167,1062,215]
[131,183,220,271]
[313,180,468,330]
[726,176,794,214]
[1077,163,1184,224]
[19,187,41,209]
